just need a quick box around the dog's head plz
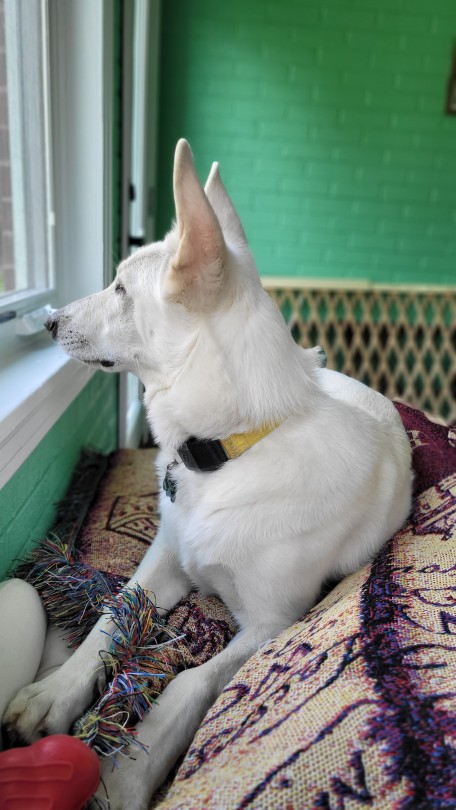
[47,140,318,440]
[46,140,259,376]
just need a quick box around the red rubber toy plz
[0,734,100,809]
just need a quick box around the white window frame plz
[119,0,160,449]
[0,0,114,488]
[2,0,54,312]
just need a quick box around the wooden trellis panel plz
[265,282,456,422]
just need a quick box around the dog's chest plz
[177,520,238,604]
[178,532,242,616]
[161,465,243,610]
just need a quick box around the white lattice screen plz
[264,281,456,423]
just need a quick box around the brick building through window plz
[0,0,15,294]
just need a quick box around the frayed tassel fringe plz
[16,535,124,648]
[73,586,186,758]
[20,537,186,757]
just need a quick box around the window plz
[0,0,54,313]
[0,0,114,487]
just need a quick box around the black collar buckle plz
[178,437,229,472]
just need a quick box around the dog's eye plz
[115,282,126,295]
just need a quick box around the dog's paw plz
[2,668,97,745]
[2,681,56,746]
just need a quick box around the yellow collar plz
[220,424,280,459]
[177,423,281,472]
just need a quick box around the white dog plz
[3,140,412,809]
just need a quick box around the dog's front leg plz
[93,622,285,810]
[2,529,191,746]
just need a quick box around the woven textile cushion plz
[150,403,456,810]
[61,405,456,808]
[78,447,162,577]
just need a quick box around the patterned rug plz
[16,403,456,808]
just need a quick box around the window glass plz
[1,0,53,304]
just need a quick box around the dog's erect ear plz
[165,139,226,310]
[204,162,247,246]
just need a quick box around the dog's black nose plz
[44,315,59,339]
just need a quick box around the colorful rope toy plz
[18,536,186,759]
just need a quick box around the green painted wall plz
[0,373,117,579]
[0,3,122,579]
[157,0,456,285]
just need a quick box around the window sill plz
[0,335,95,488]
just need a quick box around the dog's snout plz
[44,315,59,339]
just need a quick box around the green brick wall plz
[157,0,456,285]
[0,373,117,579]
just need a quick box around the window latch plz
[15,305,55,335]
